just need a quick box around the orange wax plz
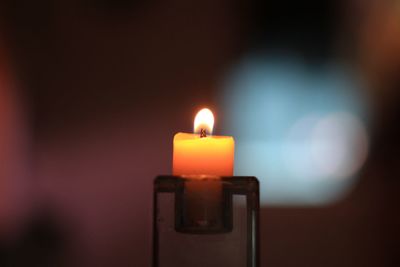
[173,132,234,176]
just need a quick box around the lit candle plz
[173,108,235,176]
[172,108,235,231]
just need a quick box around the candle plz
[173,108,235,176]
[172,108,234,232]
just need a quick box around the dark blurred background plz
[0,0,399,266]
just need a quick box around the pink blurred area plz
[35,119,167,266]
[0,38,32,240]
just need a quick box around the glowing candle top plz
[173,108,235,177]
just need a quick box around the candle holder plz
[152,176,259,267]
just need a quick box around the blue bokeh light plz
[221,55,369,205]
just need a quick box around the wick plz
[200,128,207,138]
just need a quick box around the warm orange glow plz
[194,108,214,135]
[173,133,234,176]
[173,108,234,177]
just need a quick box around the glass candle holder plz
[153,176,259,267]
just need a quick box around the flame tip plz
[194,108,214,135]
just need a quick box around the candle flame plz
[194,108,214,135]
